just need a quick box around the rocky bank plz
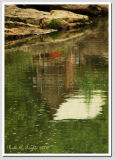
[5,4,108,40]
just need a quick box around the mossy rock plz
[42,18,69,29]
[47,19,59,29]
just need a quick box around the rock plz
[5,5,57,39]
[54,5,108,16]
[18,4,108,16]
[99,5,108,14]
[5,5,90,39]
[5,21,40,28]
[41,10,89,29]
[5,5,50,25]
[5,27,57,40]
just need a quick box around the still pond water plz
[5,17,109,153]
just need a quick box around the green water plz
[5,17,109,154]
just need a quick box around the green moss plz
[47,19,59,29]
[81,17,88,23]
[5,25,9,28]
[5,23,17,28]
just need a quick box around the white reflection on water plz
[54,93,104,120]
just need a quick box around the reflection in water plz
[33,43,108,119]
[5,17,109,153]
[54,93,103,120]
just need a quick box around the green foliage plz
[47,19,59,29]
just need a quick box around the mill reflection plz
[33,42,107,120]
[33,48,79,115]
[10,16,108,121]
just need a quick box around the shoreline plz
[5,4,108,41]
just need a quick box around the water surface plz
[5,17,108,154]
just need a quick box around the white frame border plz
[2,1,112,157]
